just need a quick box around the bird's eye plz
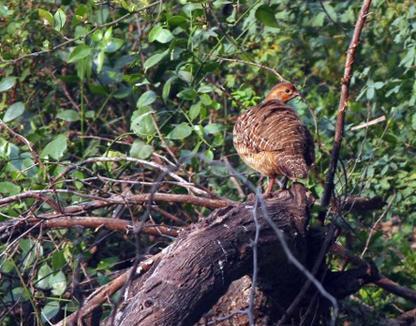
[285,88,291,93]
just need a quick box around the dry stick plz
[351,115,386,131]
[360,195,394,258]
[319,0,373,223]
[54,253,162,326]
[0,190,232,209]
[14,216,180,237]
[330,243,416,304]
[52,156,210,197]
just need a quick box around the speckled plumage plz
[233,99,315,181]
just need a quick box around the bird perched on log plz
[233,82,315,197]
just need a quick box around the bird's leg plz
[278,176,289,189]
[264,177,276,197]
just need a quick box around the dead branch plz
[0,190,233,209]
[51,156,211,197]
[319,0,373,223]
[54,253,162,326]
[331,243,416,304]
[2,216,180,237]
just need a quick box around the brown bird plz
[233,82,315,197]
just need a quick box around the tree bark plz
[114,184,313,325]
[110,184,373,326]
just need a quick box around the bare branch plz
[6,216,180,237]
[0,189,233,209]
[319,0,373,223]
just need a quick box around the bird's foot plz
[276,176,289,190]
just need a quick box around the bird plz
[233,82,315,197]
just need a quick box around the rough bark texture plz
[114,184,312,325]
[112,184,370,325]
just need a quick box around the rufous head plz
[265,82,300,103]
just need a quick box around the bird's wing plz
[234,100,315,178]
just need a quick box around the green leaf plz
[50,271,67,296]
[412,113,416,130]
[130,140,153,159]
[143,50,169,71]
[131,108,156,137]
[177,88,197,100]
[41,301,60,323]
[0,181,20,195]
[168,122,193,140]
[3,102,25,122]
[167,15,188,28]
[0,76,16,92]
[37,264,53,289]
[137,90,156,108]
[95,51,105,73]
[41,134,68,160]
[51,251,66,270]
[68,45,92,63]
[373,81,384,89]
[162,77,176,101]
[189,102,201,120]
[204,123,223,135]
[255,5,278,28]
[149,26,174,43]
[38,9,54,26]
[54,8,66,31]
[57,109,80,122]
[104,38,123,53]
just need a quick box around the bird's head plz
[265,82,300,103]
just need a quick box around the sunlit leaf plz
[168,123,193,140]
[130,140,153,159]
[3,102,25,122]
[54,8,66,31]
[57,109,80,121]
[143,50,169,71]
[38,9,54,26]
[137,90,156,108]
[0,76,16,92]
[68,44,92,63]
[41,134,68,160]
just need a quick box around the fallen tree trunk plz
[112,184,336,325]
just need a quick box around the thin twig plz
[0,120,45,170]
[319,0,373,223]
[217,57,286,81]
[360,195,394,258]
[52,156,211,197]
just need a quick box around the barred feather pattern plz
[233,99,315,179]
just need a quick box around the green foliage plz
[0,0,416,324]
